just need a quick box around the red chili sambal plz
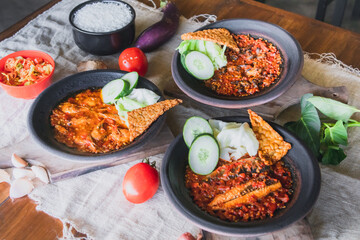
[204,34,283,97]
[185,157,292,222]
[50,89,130,153]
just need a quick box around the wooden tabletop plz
[1,0,359,239]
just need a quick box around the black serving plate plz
[171,19,304,109]
[161,116,320,237]
[28,70,165,162]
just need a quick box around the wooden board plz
[164,76,348,119]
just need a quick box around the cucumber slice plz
[101,79,130,104]
[121,71,139,92]
[117,96,145,111]
[184,51,214,80]
[183,116,213,148]
[188,134,219,175]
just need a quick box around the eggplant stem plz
[160,0,167,8]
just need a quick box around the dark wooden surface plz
[1,0,360,239]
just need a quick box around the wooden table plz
[1,0,359,239]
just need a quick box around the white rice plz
[73,2,133,33]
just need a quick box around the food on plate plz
[122,158,159,204]
[184,111,293,222]
[181,51,215,80]
[181,28,239,52]
[177,28,283,97]
[188,134,219,175]
[128,99,182,141]
[134,0,180,52]
[72,1,133,32]
[0,56,53,86]
[209,119,259,161]
[248,109,291,165]
[118,48,148,76]
[50,75,181,153]
[183,116,213,148]
[77,60,107,72]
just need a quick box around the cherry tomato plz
[118,47,148,76]
[122,159,159,204]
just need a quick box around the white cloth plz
[0,0,359,239]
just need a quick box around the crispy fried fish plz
[248,109,291,165]
[128,99,182,141]
[181,28,239,52]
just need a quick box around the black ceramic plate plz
[28,70,165,162]
[171,19,304,109]
[161,116,320,236]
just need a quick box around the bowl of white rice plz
[69,0,135,55]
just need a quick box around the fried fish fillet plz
[181,28,239,52]
[127,99,182,141]
[248,109,291,165]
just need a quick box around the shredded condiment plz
[0,56,53,86]
[204,34,282,97]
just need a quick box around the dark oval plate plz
[161,116,320,236]
[28,70,165,162]
[171,19,304,109]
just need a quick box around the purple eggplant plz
[134,1,180,52]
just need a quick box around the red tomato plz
[118,47,148,76]
[122,160,159,204]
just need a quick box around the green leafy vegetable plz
[286,94,360,165]
[285,93,321,157]
[321,146,346,165]
[308,96,360,122]
[322,121,348,146]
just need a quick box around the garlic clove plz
[10,178,34,199]
[11,153,28,168]
[13,168,36,180]
[31,166,50,184]
[0,169,11,183]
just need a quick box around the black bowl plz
[161,116,320,236]
[28,70,165,162]
[69,0,135,55]
[172,19,304,109]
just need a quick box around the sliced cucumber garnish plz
[183,116,213,148]
[121,71,139,92]
[188,134,219,175]
[101,79,130,104]
[117,96,145,111]
[183,51,214,80]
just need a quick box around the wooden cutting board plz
[164,76,349,120]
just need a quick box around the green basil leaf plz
[321,145,346,165]
[285,93,321,157]
[308,96,360,122]
[322,121,348,146]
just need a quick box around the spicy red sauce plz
[204,34,282,97]
[185,158,292,222]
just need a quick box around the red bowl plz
[0,50,55,99]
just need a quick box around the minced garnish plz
[204,34,283,97]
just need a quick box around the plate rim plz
[161,115,321,236]
[27,69,166,162]
[171,18,304,109]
